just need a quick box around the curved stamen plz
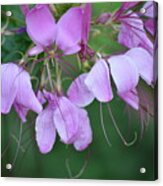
[65,149,90,179]
[99,103,112,147]
[11,121,23,170]
[107,104,137,147]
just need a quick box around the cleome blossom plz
[21,4,92,56]
[35,90,92,154]
[1,63,42,122]
[67,47,153,110]
[106,2,154,55]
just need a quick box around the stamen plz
[11,121,23,170]
[107,104,137,147]
[99,103,112,147]
[65,149,90,179]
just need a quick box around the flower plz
[25,5,57,56]
[117,11,153,55]
[67,47,153,110]
[143,1,157,36]
[23,4,92,56]
[1,63,43,122]
[35,91,92,153]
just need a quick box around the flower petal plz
[118,89,139,110]
[67,73,94,107]
[145,19,155,36]
[121,2,139,11]
[56,7,82,55]
[85,59,113,102]
[108,55,139,94]
[26,5,56,47]
[14,103,28,123]
[20,5,30,16]
[143,1,155,18]
[35,106,56,154]
[126,47,153,85]
[82,3,92,43]
[1,63,19,113]
[53,97,79,144]
[15,68,43,114]
[73,108,92,151]
[37,90,46,104]
[118,12,153,55]
[28,45,44,56]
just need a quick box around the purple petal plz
[37,90,46,104]
[15,67,43,114]
[121,2,139,11]
[108,55,139,94]
[20,5,30,16]
[126,47,153,85]
[67,73,94,107]
[1,63,19,113]
[145,19,155,36]
[56,7,82,55]
[118,89,139,110]
[82,3,92,44]
[63,44,81,56]
[35,106,56,154]
[26,5,56,47]
[53,96,79,144]
[85,59,113,102]
[28,45,44,56]
[14,103,29,123]
[73,108,92,151]
[118,12,153,55]
[143,1,154,18]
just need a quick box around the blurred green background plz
[1,2,157,180]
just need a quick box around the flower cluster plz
[1,2,157,154]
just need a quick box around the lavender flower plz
[117,11,153,55]
[68,47,153,110]
[23,4,92,56]
[35,91,92,153]
[1,63,42,122]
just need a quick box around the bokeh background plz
[1,2,157,180]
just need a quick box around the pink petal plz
[108,55,139,94]
[1,63,19,113]
[121,2,139,11]
[15,67,43,114]
[35,106,56,154]
[56,7,82,55]
[63,44,81,56]
[143,1,155,18]
[26,5,56,47]
[73,108,92,151]
[126,47,153,85]
[67,73,94,107]
[118,89,139,110]
[28,45,44,56]
[53,97,79,144]
[82,3,92,44]
[85,59,113,102]
[14,103,29,123]
[118,12,153,55]
[20,5,30,16]
[37,90,46,104]
[145,19,155,36]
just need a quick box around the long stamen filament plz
[107,104,137,147]
[99,103,112,147]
